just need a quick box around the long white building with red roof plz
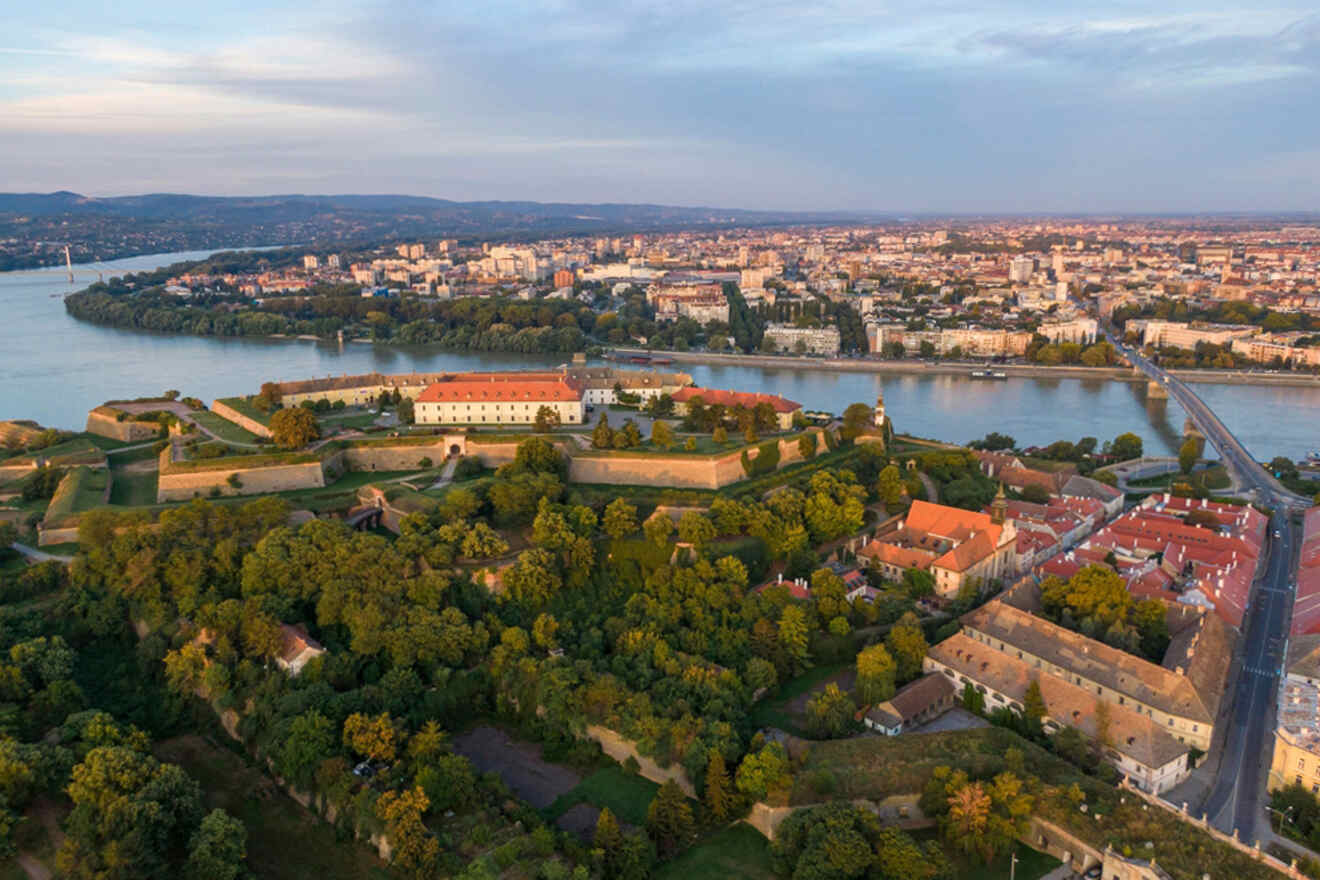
[414,372,586,426]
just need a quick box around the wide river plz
[3,251,1318,460]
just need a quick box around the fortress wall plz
[157,460,325,502]
[85,410,161,443]
[209,401,273,439]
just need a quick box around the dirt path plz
[16,853,50,880]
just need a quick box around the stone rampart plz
[157,451,325,502]
[0,464,37,486]
[85,409,162,443]
[210,400,273,439]
[584,725,696,797]
[341,439,463,472]
[467,441,522,468]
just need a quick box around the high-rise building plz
[1009,257,1035,283]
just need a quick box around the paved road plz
[1200,513,1295,838]
[1107,329,1306,841]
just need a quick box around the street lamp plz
[1010,850,1018,880]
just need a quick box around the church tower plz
[991,482,1008,525]
[874,390,886,428]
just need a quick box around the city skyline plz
[4,1,1320,212]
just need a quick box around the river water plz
[3,251,1318,460]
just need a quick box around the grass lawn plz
[655,824,775,880]
[36,542,79,556]
[105,442,166,464]
[318,410,380,430]
[191,410,262,445]
[544,766,660,827]
[109,468,158,506]
[215,396,273,427]
[155,735,389,880]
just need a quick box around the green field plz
[655,824,775,880]
[544,766,661,827]
[155,735,389,880]
[191,410,263,445]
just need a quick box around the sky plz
[2,0,1319,212]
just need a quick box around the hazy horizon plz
[4,1,1319,213]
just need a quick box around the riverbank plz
[608,347,1320,388]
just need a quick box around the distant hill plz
[0,191,870,271]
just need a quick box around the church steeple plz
[991,482,1007,525]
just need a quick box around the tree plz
[255,382,282,411]
[841,402,873,440]
[416,754,477,813]
[962,682,985,714]
[876,464,904,509]
[620,419,643,447]
[805,682,857,738]
[533,405,561,432]
[1023,678,1047,731]
[650,420,674,449]
[856,643,897,704]
[342,712,399,763]
[397,396,414,424]
[602,498,639,539]
[503,548,563,606]
[676,511,716,549]
[57,746,205,880]
[278,711,336,787]
[269,406,320,449]
[736,742,791,804]
[1179,436,1200,474]
[594,805,623,853]
[704,750,732,821]
[185,810,247,880]
[460,522,508,559]
[684,436,697,452]
[944,781,992,860]
[591,412,614,449]
[713,425,728,444]
[778,606,810,671]
[646,779,694,857]
[377,787,439,879]
[1110,431,1143,462]
[885,613,929,682]
[643,514,674,547]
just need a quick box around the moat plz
[5,250,1320,460]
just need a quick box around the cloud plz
[1,0,1319,210]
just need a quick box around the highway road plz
[1106,328,1306,840]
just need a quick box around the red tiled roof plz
[417,372,582,403]
[670,386,801,413]
[1293,507,1320,636]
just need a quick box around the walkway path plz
[917,472,939,504]
[427,455,460,491]
[9,543,72,564]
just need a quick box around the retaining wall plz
[341,439,463,472]
[584,725,696,797]
[210,400,273,439]
[85,409,162,443]
[0,464,37,486]
[157,447,325,502]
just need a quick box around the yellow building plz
[1269,636,1320,793]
